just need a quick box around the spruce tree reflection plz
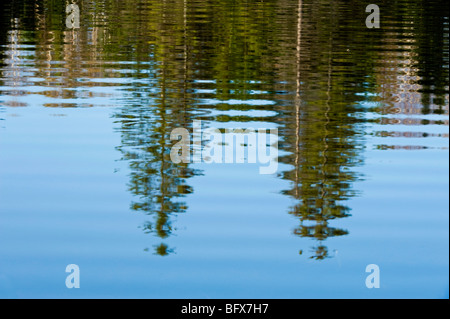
[116,76,197,256]
[278,0,367,259]
[115,1,198,256]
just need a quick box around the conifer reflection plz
[277,0,366,259]
[114,0,199,256]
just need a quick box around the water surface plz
[0,0,448,298]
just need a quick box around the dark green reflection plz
[277,0,367,259]
[113,3,201,254]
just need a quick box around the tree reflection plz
[114,1,199,255]
[277,0,368,259]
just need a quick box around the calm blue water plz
[0,0,448,299]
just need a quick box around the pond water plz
[0,0,448,298]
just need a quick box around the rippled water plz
[0,0,448,298]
